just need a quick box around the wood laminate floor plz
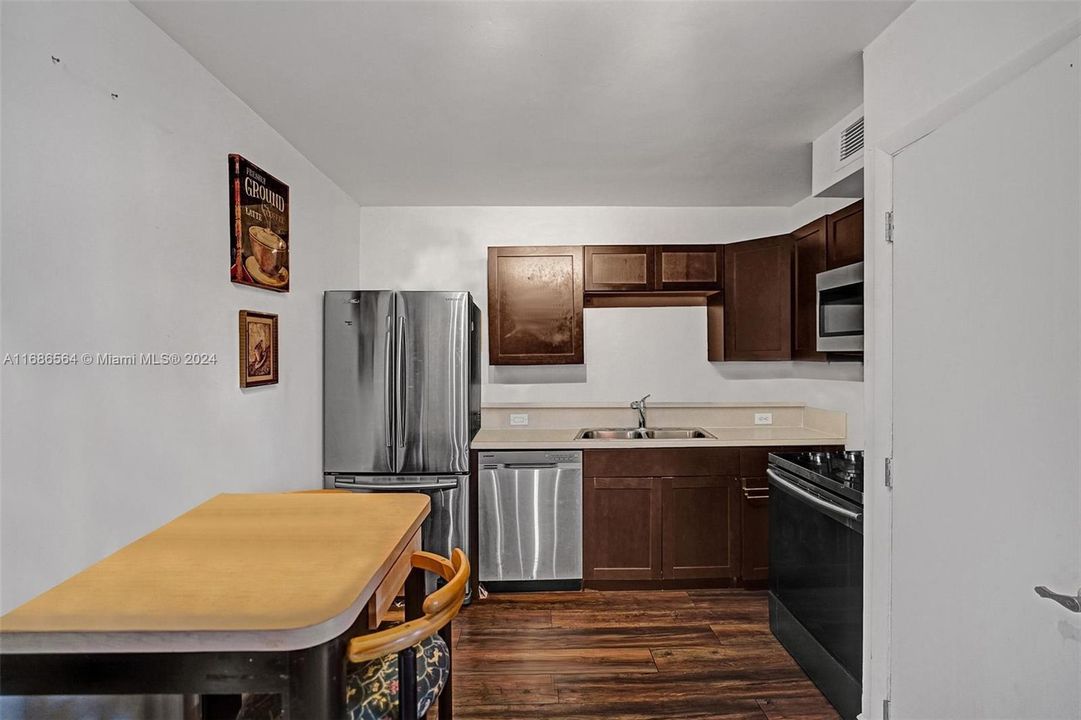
[448,589,840,720]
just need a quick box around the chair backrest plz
[347,548,469,663]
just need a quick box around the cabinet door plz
[655,245,723,291]
[583,477,662,582]
[792,218,828,362]
[661,476,740,581]
[826,200,864,269]
[584,245,655,292]
[740,478,770,583]
[722,235,794,361]
[487,246,584,365]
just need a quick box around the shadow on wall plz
[367,227,485,293]
[712,361,864,382]
[489,365,588,385]
[486,361,861,386]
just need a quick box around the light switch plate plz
[754,413,773,426]
[510,413,529,426]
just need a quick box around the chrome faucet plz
[630,394,651,429]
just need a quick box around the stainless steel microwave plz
[816,261,864,352]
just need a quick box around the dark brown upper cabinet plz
[792,217,828,362]
[487,246,584,365]
[826,200,864,269]
[654,245,724,292]
[713,234,794,361]
[584,245,656,292]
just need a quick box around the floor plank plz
[454,646,658,675]
[452,589,839,720]
[459,624,718,650]
[453,673,559,706]
[756,697,843,720]
[651,646,804,673]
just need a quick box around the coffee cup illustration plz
[249,226,287,276]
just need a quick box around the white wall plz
[860,2,1081,718]
[0,0,360,624]
[358,203,865,445]
[865,0,1081,147]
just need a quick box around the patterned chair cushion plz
[236,632,449,720]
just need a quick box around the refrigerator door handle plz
[383,318,393,451]
[396,314,407,450]
[335,479,458,492]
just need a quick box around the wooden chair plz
[236,548,468,720]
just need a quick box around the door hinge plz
[885,457,893,489]
[885,211,895,244]
[883,698,891,720]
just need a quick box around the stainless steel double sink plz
[574,427,716,440]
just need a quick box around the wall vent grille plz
[839,116,864,163]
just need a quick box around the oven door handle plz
[766,469,862,522]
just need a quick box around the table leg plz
[404,567,425,621]
[438,621,453,720]
[285,636,347,720]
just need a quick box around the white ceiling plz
[136,1,909,207]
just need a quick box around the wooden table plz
[0,492,429,719]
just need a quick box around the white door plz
[890,38,1080,719]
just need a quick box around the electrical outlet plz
[754,413,773,426]
[510,413,529,427]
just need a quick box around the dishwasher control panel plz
[478,450,583,468]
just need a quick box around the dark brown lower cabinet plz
[661,476,741,581]
[739,478,770,585]
[582,476,662,583]
[581,446,843,589]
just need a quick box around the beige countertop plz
[472,403,847,450]
[472,426,844,450]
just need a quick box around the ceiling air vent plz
[839,116,864,163]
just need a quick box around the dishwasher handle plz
[499,462,560,470]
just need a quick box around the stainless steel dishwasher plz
[478,450,583,591]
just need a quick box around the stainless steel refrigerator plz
[323,291,480,599]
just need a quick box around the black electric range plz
[769,449,864,505]
[767,449,864,720]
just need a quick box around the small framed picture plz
[238,311,279,388]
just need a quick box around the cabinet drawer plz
[584,448,739,478]
[367,528,422,629]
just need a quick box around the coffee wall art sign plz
[229,154,289,292]
[238,311,279,388]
